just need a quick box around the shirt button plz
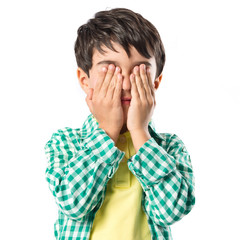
[119,135,126,144]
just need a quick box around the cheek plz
[148,70,155,85]
[150,68,157,81]
[149,69,158,87]
[148,59,157,82]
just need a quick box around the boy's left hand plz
[127,64,156,133]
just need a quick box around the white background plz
[1,0,239,239]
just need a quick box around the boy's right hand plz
[85,64,123,144]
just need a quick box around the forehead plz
[92,42,156,68]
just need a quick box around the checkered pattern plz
[45,114,195,240]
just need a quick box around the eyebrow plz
[96,60,152,67]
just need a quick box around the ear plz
[77,67,90,95]
[154,74,163,90]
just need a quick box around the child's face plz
[89,42,157,89]
[78,42,161,129]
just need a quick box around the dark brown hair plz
[74,8,165,78]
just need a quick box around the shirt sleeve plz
[127,133,195,227]
[44,127,125,221]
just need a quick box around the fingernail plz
[109,64,115,70]
[102,67,107,72]
[130,74,134,81]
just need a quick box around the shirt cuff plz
[80,127,125,178]
[128,137,176,191]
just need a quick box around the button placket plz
[114,133,131,188]
[114,161,131,188]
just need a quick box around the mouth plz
[121,98,131,105]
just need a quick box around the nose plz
[121,74,131,91]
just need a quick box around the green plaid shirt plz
[44,114,195,240]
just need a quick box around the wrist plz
[130,129,151,152]
[98,125,120,144]
[129,127,150,136]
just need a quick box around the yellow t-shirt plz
[90,131,151,240]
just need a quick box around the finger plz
[134,66,146,100]
[101,64,115,97]
[113,72,123,102]
[146,67,156,105]
[140,64,154,104]
[130,73,139,99]
[107,66,121,99]
[140,64,152,97]
[94,67,107,94]
[147,67,155,99]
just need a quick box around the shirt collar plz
[79,114,99,140]
[79,114,165,141]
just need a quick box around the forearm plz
[127,134,195,226]
[46,150,123,219]
[45,128,125,220]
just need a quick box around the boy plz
[44,8,195,240]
